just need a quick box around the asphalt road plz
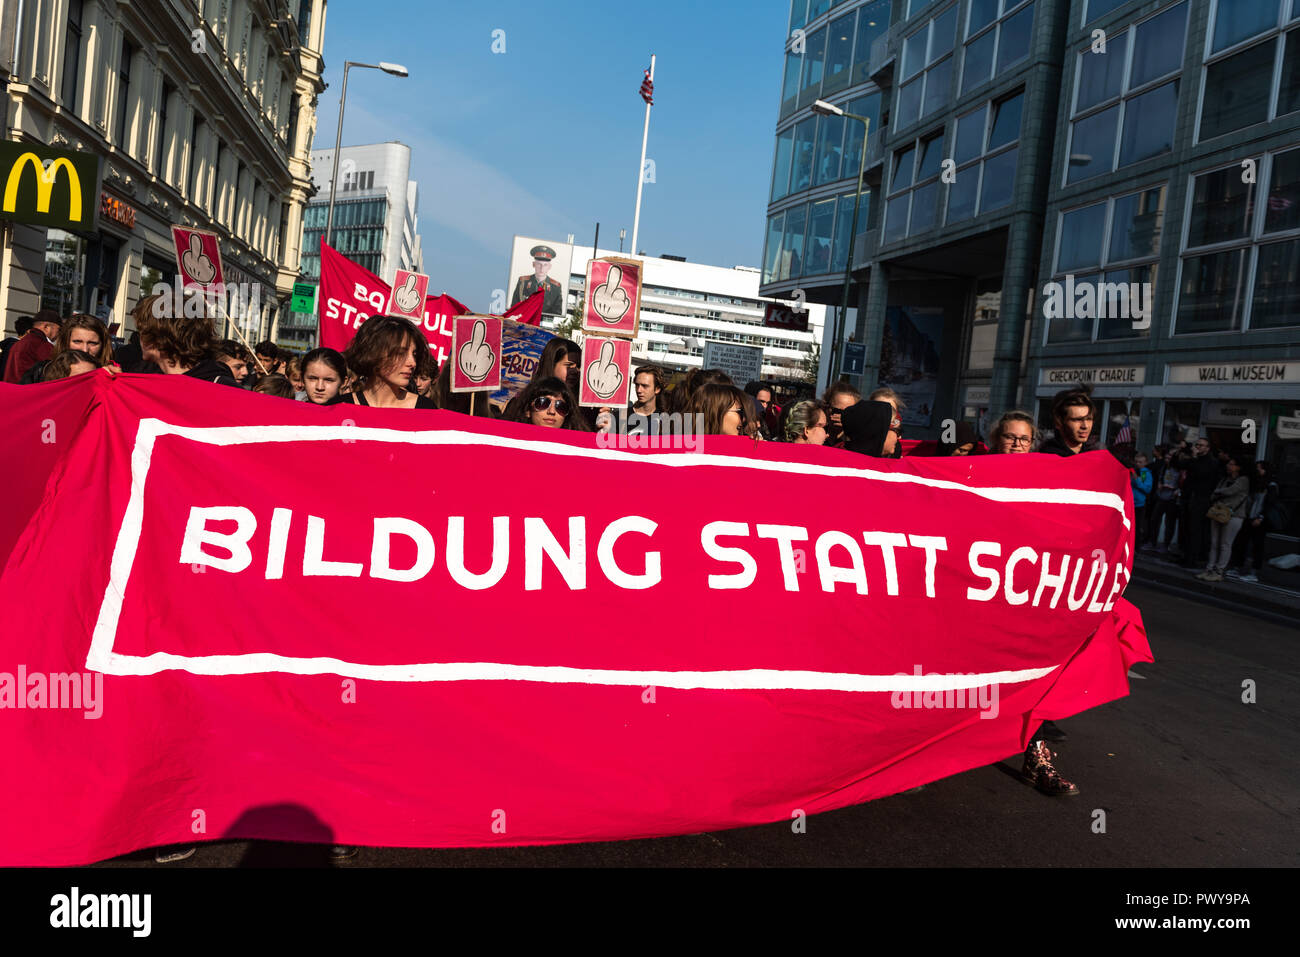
[92,583,1298,868]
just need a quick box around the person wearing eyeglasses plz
[988,411,1037,454]
[511,377,590,431]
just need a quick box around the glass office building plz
[761,0,1300,520]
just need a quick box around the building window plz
[814,110,845,185]
[942,90,1023,227]
[896,3,957,131]
[1175,149,1300,334]
[771,127,794,201]
[782,204,808,281]
[822,10,858,97]
[853,1,891,86]
[1209,0,1287,54]
[62,0,84,111]
[1200,4,1300,141]
[298,0,313,45]
[189,116,206,206]
[780,49,802,119]
[799,26,827,111]
[1047,186,1165,343]
[961,0,1034,97]
[764,211,785,285]
[1067,2,1186,183]
[1084,0,1130,23]
[791,116,817,193]
[156,81,174,181]
[115,36,135,150]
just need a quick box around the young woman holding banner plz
[502,337,581,420]
[337,316,436,410]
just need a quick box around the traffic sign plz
[841,342,866,377]
[290,282,317,314]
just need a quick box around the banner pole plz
[222,300,267,376]
[630,54,654,259]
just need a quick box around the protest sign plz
[386,269,430,321]
[583,257,641,338]
[318,243,543,367]
[580,336,632,407]
[451,315,503,393]
[0,372,1149,865]
[170,226,224,294]
[492,319,555,404]
[702,341,763,390]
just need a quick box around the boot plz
[1020,741,1079,796]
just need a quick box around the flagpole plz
[630,54,655,259]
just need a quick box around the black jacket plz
[1174,451,1222,499]
[1039,432,1091,456]
[184,358,242,389]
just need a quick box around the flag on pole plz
[1114,415,1132,445]
[639,68,654,105]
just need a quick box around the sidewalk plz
[1131,547,1300,627]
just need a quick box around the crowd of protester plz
[5,300,1293,825]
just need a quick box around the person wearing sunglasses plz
[687,383,751,437]
[988,411,1037,454]
[511,377,590,431]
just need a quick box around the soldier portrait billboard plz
[507,236,572,318]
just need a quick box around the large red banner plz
[0,373,1150,865]
[317,241,543,365]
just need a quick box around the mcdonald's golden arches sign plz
[0,142,101,230]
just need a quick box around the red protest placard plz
[583,257,641,338]
[386,269,430,321]
[579,336,632,407]
[451,315,502,392]
[170,226,224,293]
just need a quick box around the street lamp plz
[325,61,409,248]
[812,98,869,387]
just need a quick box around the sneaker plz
[330,845,359,861]
[154,846,196,863]
[1205,571,1224,582]
[1195,570,1215,581]
[1020,741,1080,797]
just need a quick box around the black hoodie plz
[841,400,894,457]
[184,357,242,389]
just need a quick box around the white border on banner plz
[87,418,1127,683]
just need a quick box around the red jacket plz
[2,332,54,384]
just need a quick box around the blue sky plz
[313,0,787,311]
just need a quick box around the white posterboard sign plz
[702,341,764,390]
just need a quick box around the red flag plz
[639,68,653,105]
[0,371,1150,864]
[316,241,543,366]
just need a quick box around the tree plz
[552,299,584,342]
[799,339,821,386]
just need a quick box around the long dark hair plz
[343,315,433,391]
[512,376,591,431]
